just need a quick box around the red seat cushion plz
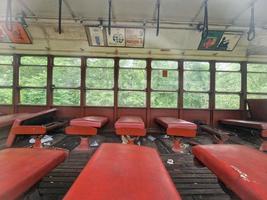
[115,116,145,129]
[192,144,267,200]
[63,143,181,200]
[0,148,67,200]
[156,117,197,137]
[70,116,108,128]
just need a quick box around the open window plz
[118,59,146,107]
[215,63,241,109]
[86,58,114,106]
[53,57,81,106]
[183,61,210,109]
[0,55,13,105]
[151,60,178,108]
[19,56,47,105]
[247,63,267,99]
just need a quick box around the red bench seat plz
[63,143,181,200]
[115,116,146,136]
[156,117,197,137]
[0,148,67,200]
[0,113,31,129]
[220,119,267,137]
[192,144,267,200]
[66,116,108,136]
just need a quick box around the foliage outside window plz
[183,61,210,109]
[0,55,13,104]
[118,59,146,107]
[53,57,81,106]
[86,58,114,106]
[151,60,178,108]
[215,63,241,109]
[19,56,47,105]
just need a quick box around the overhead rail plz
[247,4,256,41]
[202,0,209,39]
[108,0,112,35]
[5,0,13,31]
[58,0,63,34]
[156,0,160,36]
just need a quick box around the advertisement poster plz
[88,27,105,46]
[217,32,241,51]
[125,28,144,48]
[0,22,31,44]
[107,28,125,47]
[198,31,223,50]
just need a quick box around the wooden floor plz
[1,125,263,200]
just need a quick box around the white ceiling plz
[0,0,266,60]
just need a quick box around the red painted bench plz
[65,116,109,150]
[0,148,68,200]
[220,119,267,137]
[115,116,146,136]
[63,143,181,200]
[6,109,66,147]
[0,113,31,129]
[156,117,197,137]
[66,116,108,136]
[192,144,267,200]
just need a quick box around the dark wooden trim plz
[80,56,86,116]
[47,55,53,108]
[209,61,216,126]
[178,60,184,118]
[241,61,247,119]
[146,58,152,126]
[13,54,20,113]
[113,58,119,121]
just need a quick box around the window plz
[53,57,81,106]
[86,58,114,106]
[19,56,47,105]
[183,61,210,108]
[118,59,146,107]
[151,60,178,108]
[215,63,241,109]
[0,55,13,104]
[247,64,267,99]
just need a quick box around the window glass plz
[183,93,209,109]
[216,72,241,92]
[120,59,146,68]
[53,67,81,87]
[247,94,267,99]
[0,88,12,104]
[151,70,178,91]
[151,92,177,108]
[247,73,267,93]
[216,63,240,71]
[216,94,240,109]
[86,68,113,89]
[119,69,146,90]
[184,71,210,91]
[86,90,114,106]
[20,89,46,105]
[247,63,267,72]
[53,89,80,105]
[0,55,13,64]
[118,91,146,107]
[21,56,47,65]
[87,58,114,68]
[152,60,178,69]
[54,57,81,66]
[0,65,13,86]
[20,66,47,87]
[184,61,209,70]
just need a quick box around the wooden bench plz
[193,144,267,200]
[6,109,67,147]
[0,147,68,200]
[63,143,181,200]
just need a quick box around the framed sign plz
[198,30,241,51]
[86,27,105,46]
[217,32,241,51]
[198,31,223,50]
[0,22,31,44]
[107,28,125,47]
[125,28,145,48]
